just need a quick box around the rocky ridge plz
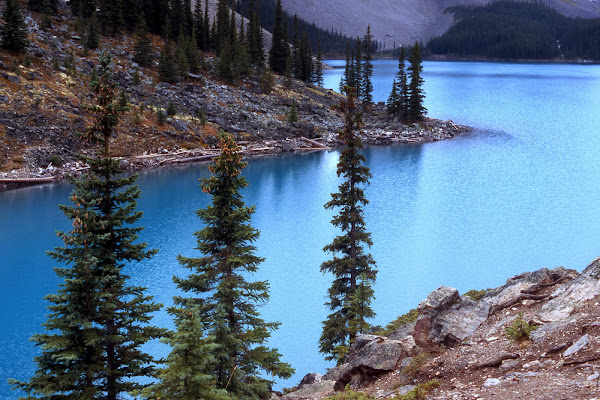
[0,3,468,192]
[278,258,600,399]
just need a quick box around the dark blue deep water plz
[3,60,600,397]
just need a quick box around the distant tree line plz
[427,1,600,60]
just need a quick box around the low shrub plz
[504,312,538,343]
[402,352,430,378]
[376,309,419,337]
[327,389,375,399]
[393,379,439,400]
[463,289,487,301]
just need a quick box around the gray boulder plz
[297,372,323,389]
[332,334,406,390]
[279,379,335,400]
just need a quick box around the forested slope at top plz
[280,0,600,50]
[427,1,600,60]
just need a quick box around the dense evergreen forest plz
[427,1,600,60]
[235,0,355,56]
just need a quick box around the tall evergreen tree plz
[9,48,163,400]
[194,0,207,50]
[133,15,154,67]
[268,0,288,74]
[203,0,210,50]
[99,0,124,35]
[407,41,426,122]
[0,0,29,52]
[86,10,100,50]
[122,0,142,32]
[143,0,169,36]
[183,0,194,37]
[353,37,362,99]
[169,0,184,40]
[291,14,300,78]
[361,26,374,105]
[313,39,324,86]
[387,46,408,120]
[159,40,177,82]
[247,0,263,66]
[296,31,312,82]
[319,87,377,364]
[215,0,229,52]
[386,78,399,115]
[69,0,95,18]
[339,42,350,92]
[28,0,57,14]
[174,133,294,399]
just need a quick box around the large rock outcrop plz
[326,334,409,390]
[537,258,600,323]
[411,268,574,348]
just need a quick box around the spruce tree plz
[142,307,231,400]
[158,40,177,82]
[99,0,124,35]
[268,0,288,74]
[314,39,324,86]
[397,46,409,121]
[215,0,229,52]
[387,46,408,119]
[1,0,29,52]
[194,0,207,50]
[339,42,350,92]
[407,41,427,122]
[133,15,154,67]
[247,0,263,67]
[297,31,312,82]
[353,38,362,99]
[40,0,53,31]
[86,11,100,50]
[292,14,300,78]
[203,0,210,50]
[361,26,374,105]
[28,0,57,14]
[319,86,377,364]
[386,79,399,115]
[174,133,294,399]
[9,48,163,400]
[175,35,190,80]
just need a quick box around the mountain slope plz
[281,0,600,49]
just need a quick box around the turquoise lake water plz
[3,60,600,396]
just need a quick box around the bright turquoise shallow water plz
[3,60,600,397]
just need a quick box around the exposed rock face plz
[279,266,593,399]
[279,379,335,400]
[537,258,600,323]
[410,268,575,349]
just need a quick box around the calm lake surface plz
[3,60,600,396]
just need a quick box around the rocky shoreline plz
[0,7,470,193]
[0,116,469,192]
[276,259,600,399]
